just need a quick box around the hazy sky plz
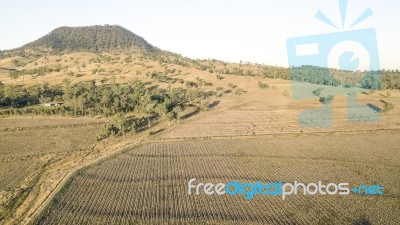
[0,0,399,69]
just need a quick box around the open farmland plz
[164,91,400,139]
[0,117,102,193]
[0,117,105,221]
[35,131,400,224]
[32,86,400,225]
[0,118,102,158]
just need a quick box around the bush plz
[228,83,237,89]
[319,95,334,104]
[199,101,210,111]
[97,115,143,141]
[216,74,224,80]
[312,88,322,97]
[258,81,269,89]
[234,88,246,96]
[383,102,394,113]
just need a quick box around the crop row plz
[35,133,400,224]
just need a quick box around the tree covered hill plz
[21,25,158,53]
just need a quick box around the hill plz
[0,25,398,90]
[21,25,158,53]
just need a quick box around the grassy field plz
[34,131,400,224]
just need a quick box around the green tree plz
[9,70,20,80]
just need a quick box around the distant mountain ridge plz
[21,25,158,53]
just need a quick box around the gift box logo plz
[286,0,382,127]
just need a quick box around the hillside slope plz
[21,25,157,53]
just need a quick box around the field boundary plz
[154,127,400,143]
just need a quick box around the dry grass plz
[35,131,400,224]
[0,159,39,190]
[0,116,105,222]
[1,126,100,156]
[29,79,400,224]
[164,92,400,139]
[0,117,104,130]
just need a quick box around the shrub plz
[228,83,237,89]
[234,88,246,96]
[258,81,269,89]
[97,115,143,141]
[216,74,224,80]
[312,88,322,97]
[319,95,334,104]
[383,102,394,113]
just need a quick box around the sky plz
[0,0,399,69]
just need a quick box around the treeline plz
[0,82,63,108]
[290,65,399,90]
[290,66,342,86]
[0,80,211,118]
[215,64,398,90]
[1,80,216,140]
[382,70,400,89]
[9,65,67,79]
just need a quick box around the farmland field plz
[0,117,105,222]
[0,117,103,188]
[30,88,400,225]
[1,48,399,224]
[35,130,400,225]
[164,93,400,139]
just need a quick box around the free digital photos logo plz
[286,0,382,127]
[187,178,384,201]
